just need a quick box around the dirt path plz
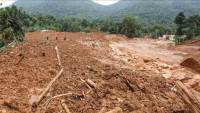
[94,38,184,77]
[71,32,200,90]
[110,40,185,64]
[95,38,200,88]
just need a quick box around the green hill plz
[15,0,200,25]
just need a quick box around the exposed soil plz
[0,31,199,113]
[181,55,200,73]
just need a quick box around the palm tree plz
[0,5,29,43]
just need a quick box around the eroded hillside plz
[0,32,200,113]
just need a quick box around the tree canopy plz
[0,5,31,43]
[174,12,200,40]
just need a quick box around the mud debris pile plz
[0,32,199,113]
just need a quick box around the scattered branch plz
[86,79,96,89]
[55,46,62,68]
[31,68,64,107]
[81,79,92,90]
[175,81,200,113]
[61,100,72,113]
[15,55,24,65]
[44,93,73,108]
[117,74,135,92]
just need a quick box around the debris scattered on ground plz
[0,32,200,113]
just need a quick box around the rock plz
[162,70,172,78]
[181,57,200,73]
[143,58,152,63]
[29,95,39,105]
[128,59,132,62]
[3,99,19,111]
[160,64,171,69]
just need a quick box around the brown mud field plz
[0,31,200,113]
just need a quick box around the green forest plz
[15,0,200,25]
[0,5,200,47]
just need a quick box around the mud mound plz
[0,32,193,113]
[104,34,127,42]
[188,40,200,46]
[180,53,200,73]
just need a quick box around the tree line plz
[174,12,200,43]
[0,6,200,46]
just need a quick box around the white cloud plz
[92,0,120,6]
[0,0,17,8]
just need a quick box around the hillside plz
[15,0,200,24]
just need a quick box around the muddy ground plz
[0,31,200,113]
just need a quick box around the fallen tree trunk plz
[31,68,64,107]
[175,81,200,113]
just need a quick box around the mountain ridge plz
[15,0,200,24]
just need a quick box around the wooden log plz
[105,107,123,113]
[55,46,62,68]
[61,100,71,113]
[31,68,64,107]
[175,81,200,113]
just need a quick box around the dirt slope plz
[0,32,197,113]
[181,53,200,73]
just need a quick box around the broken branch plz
[117,74,135,92]
[175,81,200,113]
[31,68,64,107]
[86,79,96,89]
[44,93,73,108]
[55,46,62,68]
[15,55,24,65]
[61,100,71,113]
[81,79,92,90]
